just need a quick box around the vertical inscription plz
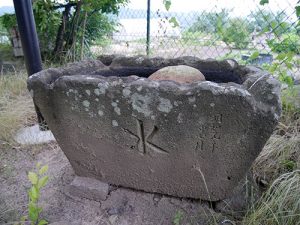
[195,113,223,154]
[212,114,222,152]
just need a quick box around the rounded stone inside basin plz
[28,56,281,201]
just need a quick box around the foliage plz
[261,52,295,87]
[14,163,49,225]
[188,9,230,33]
[0,0,128,61]
[163,0,172,11]
[1,13,16,31]
[173,210,184,225]
[162,0,179,28]
[187,9,252,49]
[246,3,300,225]
[187,7,292,50]
[218,18,252,49]
[85,13,116,45]
[250,2,300,87]
[250,10,292,35]
[0,17,6,32]
[0,43,13,60]
[267,33,300,54]
[32,1,61,55]
[70,11,117,60]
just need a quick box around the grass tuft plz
[0,72,35,144]
[253,133,300,185]
[246,88,300,225]
[243,170,300,225]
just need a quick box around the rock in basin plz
[148,65,206,83]
[28,56,281,201]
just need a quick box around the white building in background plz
[113,18,181,41]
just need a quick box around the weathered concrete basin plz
[28,56,281,201]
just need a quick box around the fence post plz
[13,0,47,130]
[146,0,151,56]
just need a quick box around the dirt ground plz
[0,138,260,225]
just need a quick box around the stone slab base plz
[14,124,56,145]
[65,176,109,201]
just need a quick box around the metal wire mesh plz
[93,0,299,81]
[0,31,9,44]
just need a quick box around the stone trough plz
[28,56,281,201]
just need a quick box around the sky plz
[1,0,298,18]
[0,0,12,7]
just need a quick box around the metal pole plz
[13,0,47,130]
[146,0,151,56]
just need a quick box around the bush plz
[0,1,126,61]
[267,33,300,54]
[187,10,253,49]
[0,13,16,31]
[188,9,230,34]
[218,18,252,49]
[0,17,6,32]
[250,10,293,35]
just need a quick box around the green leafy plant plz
[188,9,230,34]
[32,0,61,56]
[0,0,127,61]
[163,0,179,28]
[218,18,252,49]
[173,210,184,225]
[253,10,292,36]
[1,13,17,31]
[262,52,295,87]
[16,163,49,225]
[254,1,300,90]
[267,33,300,54]
[280,159,297,172]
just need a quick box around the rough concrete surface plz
[28,56,281,201]
[0,142,249,225]
[66,176,109,201]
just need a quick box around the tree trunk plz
[53,5,71,57]
[80,11,88,60]
[66,1,83,58]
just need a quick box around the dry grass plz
[0,72,35,144]
[252,113,300,186]
[243,170,300,225]
[252,84,300,185]
[243,88,300,225]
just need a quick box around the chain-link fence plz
[0,31,9,44]
[95,0,299,58]
[0,1,299,81]
[91,0,299,82]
